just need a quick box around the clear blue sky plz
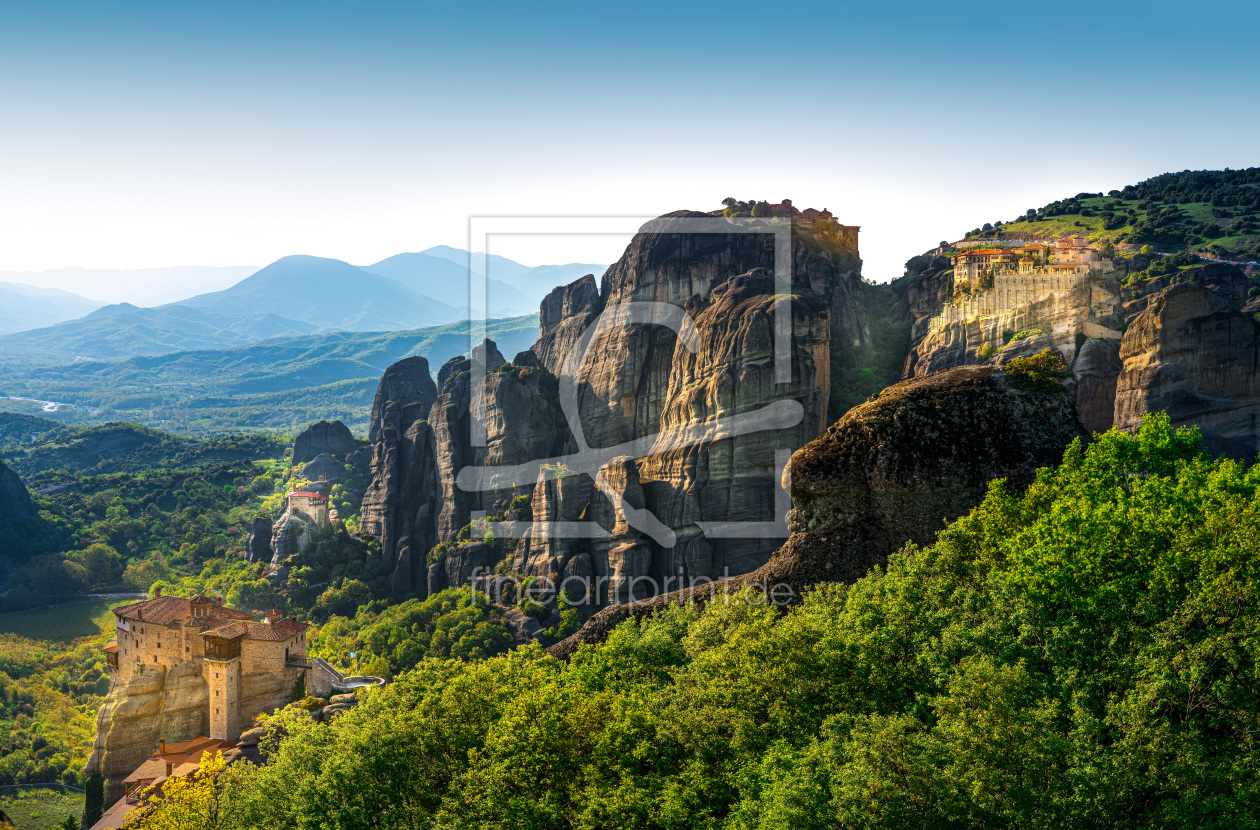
[1,0,1256,282]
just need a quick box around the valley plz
[1,176,1259,830]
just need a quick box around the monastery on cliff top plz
[103,590,336,742]
[930,235,1113,332]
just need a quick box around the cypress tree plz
[83,772,105,828]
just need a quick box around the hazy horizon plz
[2,1,1257,283]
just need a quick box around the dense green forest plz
[0,417,288,481]
[963,168,1260,261]
[124,415,1260,829]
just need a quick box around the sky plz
[1,0,1258,286]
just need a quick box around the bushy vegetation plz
[311,588,515,677]
[0,786,85,830]
[1004,347,1072,393]
[123,415,1260,829]
[1,459,290,611]
[0,419,288,481]
[962,168,1260,262]
[0,630,112,787]
[1125,249,1204,284]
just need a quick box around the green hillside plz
[0,418,288,479]
[0,314,540,436]
[964,168,1260,260]
[132,416,1260,829]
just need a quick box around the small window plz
[186,647,190,653]
[215,690,219,697]
[153,656,157,663]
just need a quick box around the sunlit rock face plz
[548,362,1087,659]
[508,212,860,599]
[1115,284,1260,459]
[362,207,868,604]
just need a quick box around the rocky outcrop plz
[904,255,1260,447]
[1074,337,1123,433]
[908,272,1122,378]
[366,357,439,446]
[359,357,440,595]
[85,664,208,803]
[0,459,34,521]
[499,213,857,599]
[533,274,603,375]
[362,205,866,603]
[293,420,358,465]
[244,517,273,564]
[1115,284,1260,459]
[270,511,316,565]
[301,454,344,484]
[548,364,1086,658]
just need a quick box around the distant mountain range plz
[0,314,541,436]
[0,265,259,306]
[0,248,605,362]
[0,282,103,336]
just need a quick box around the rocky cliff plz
[84,662,292,803]
[1115,283,1260,458]
[903,254,1260,445]
[359,205,866,601]
[0,459,34,521]
[358,356,440,593]
[0,459,37,562]
[548,363,1086,657]
[292,419,359,465]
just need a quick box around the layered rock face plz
[84,659,296,802]
[359,356,440,594]
[505,214,857,601]
[907,271,1123,377]
[548,364,1085,657]
[85,664,208,803]
[1115,284,1260,458]
[293,419,358,465]
[904,257,1260,442]
[360,208,864,602]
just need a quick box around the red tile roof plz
[290,490,327,500]
[114,596,253,626]
[104,640,118,653]
[203,618,308,642]
[91,737,236,830]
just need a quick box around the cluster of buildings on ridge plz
[929,235,1115,333]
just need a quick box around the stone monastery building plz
[104,591,330,741]
[930,235,1112,333]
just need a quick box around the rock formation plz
[1115,284,1260,459]
[902,251,1260,447]
[548,364,1086,658]
[300,454,344,484]
[292,420,358,465]
[358,356,440,594]
[356,206,867,604]
[501,214,857,600]
[0,459,34,521]
[244,517,273,564]
[85,664,209,803]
